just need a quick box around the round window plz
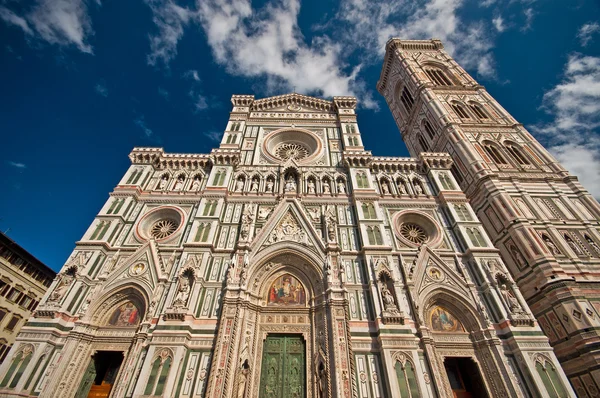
[400,223,428,244]
[136,206,184,242]
[262,128,322,164]
[392,210,442,248]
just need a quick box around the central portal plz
[259,334,306,398]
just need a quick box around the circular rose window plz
[400,223,428,244]
[136,206,184,242]
[392,210,442,248]
[262,128,322,164]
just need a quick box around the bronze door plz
[259,335,305,398]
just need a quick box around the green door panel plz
[259,335,305,398]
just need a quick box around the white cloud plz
[146,0,194,66]
[522,7,534,31]
[492,16,504,32]
[577,22,600,47]
[184,69,201,81]
[147,0,377,108]
[0,6,33,35]
[203,131,223,142]
[134,116,161,143]
[7,161,27,169]
[95,83,108,97]
[532,54,600,198]
[192,93,209,111]
[0,0,95,53]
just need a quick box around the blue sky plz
[1,0,599,271]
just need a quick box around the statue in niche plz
[337,180,346,194]
[323,180,331,194]
[48,272,75,302]
[240,205,255,240]
[307,179,316,194]
[381,285,399,313]
[382,182,390,194]
[226,259,235,284]
[240,252,250,283]
[285,176,297,192]
[500,284,523,314]
[173,274,192,307]
[158,175,168,190]
[250,178,259,192]
[237,360,250,398]
[397,181,405,194]
[174,176,184,190]
[542,235,561,255]
[317,362,327,398]
[191,176,201,191]
[586,236,600,254]
[235,178,245,192]
[265,179,274,193]
[413,181,423,195]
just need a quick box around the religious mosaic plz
[267,274,306,306]
[429,305,464,332]
[108,301,140,327]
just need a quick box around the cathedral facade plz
[1,39,595,398]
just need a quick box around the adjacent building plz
[0,232,54,364]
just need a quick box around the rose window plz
[400,223,428,244]
[150,219,179,239]
[275,142,310,161]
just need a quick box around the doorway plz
[443,357,489,398]
[259,334,306,398]
[75,351,124,398]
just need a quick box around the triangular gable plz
[412,245,469,297]
[251,93,335,113]
[251,199,326,253]
[102,240,165,293]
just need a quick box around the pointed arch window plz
[194,223,211,243]
[438,173,455,190]
[534,357,567,398]
[424,68,452,86]
[418,134,429,152]
[395,357,420,397]
[423,120,436,140]
[467,227,486,247]
[469,103,489,120]
[454,204,472,221]
[126,168,141,184]
[0,346,33,388]
[400,87,415,113]
[144,350,173,396]
[451,102,470,119]
[367,226,384,245]
[212,170,227,186]
[362,203,377,219]
[483,142,508,165]
[356,172,369,188]
[203,200,218,217]
[505,144,531,165]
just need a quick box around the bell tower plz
[378,38,600,391]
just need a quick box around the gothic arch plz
[421,288,485,332]
[87,285,148,326]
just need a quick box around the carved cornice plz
[419,152,454,170]
[210,148,241,166]
[231,94,255,107]
[370,156,420,173]
[251,93,334,112]
[333,96,357,110]
[343,150,373,167]
[129,147,212,169]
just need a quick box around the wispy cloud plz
[184,69,200,81]
[578,22,600,47]
[134,116,161,143]
[146,0,194,66]
[7,161,27,169]
[522,7,534,32]
[531,54,600,198]
[95,83,108,97]
[203,131,222,142]
[192,93,209,111]
[492,16,505,32]
[0,0,97,53]
[158,87,170,100]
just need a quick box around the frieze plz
[250,112,337,120]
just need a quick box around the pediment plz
[102,240,166,293]
[251,199,326,253]
[412,246,469,298]
[251,93,335,113]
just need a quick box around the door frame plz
[259,334,307,398]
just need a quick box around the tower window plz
[425,68,452,86]
[451,103,470,119]
[418,134,429,152]
[450,164,463,185]
[483,143,508,165]
[505,144,531,165]
[400,87,415,113]
[423,120,436,140]
[469,103,489,120]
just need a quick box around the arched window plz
[362,203,377,219]
[423,120,436,140]
[424,67,452,86]
[418,134,429,152]
[451,102,470,119]
[0,345,33,388]
[469,103,489,120]
[194,223,211,242]
[454,204,472,221]
[374,227,384,245]
[144,349,173,396]
[505,143,531,165]
[438,172,455,190]
[367,226,383,245]
[203,200,217,217]
[395,356,420,397]
[126,169,139,184]
[212,170,226,186]
[467,228,486,247]
[400,87,415,113]
[356,172,368,188]
[483,142,508,165]
[534,356,567,398]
